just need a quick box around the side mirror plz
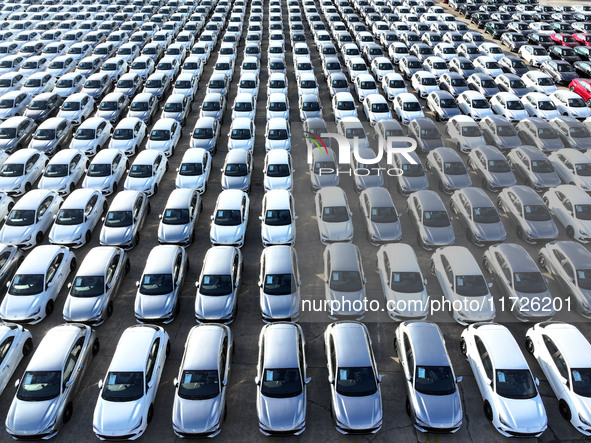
[101,216,105,222]
[173,378,179,387]
[97,379,103,389]
[135,281,140,287]
[423,278,428,286]
[406,373,412,382]
[305,377,311,384]
[194,281,200,288]
[147,380,154,389]
[456,376,463,383]
[377,374,382,383]
[14,379,19,388]
[158,214,162,219]
[210,215,214,220]
[258,215,263,221]
[488,282,493,288]
[327,375,334,384]
[65,379,74,388]
[67,282,72,288]
[222,379,227,386]
[254,376,260,385]
[535,377,540,387]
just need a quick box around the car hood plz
[424,225,455,247]
[210,224,244,245]
[473,221,506,242]
[39,176,70,191]
[421,137,444,151]
[368,220,402,242]
[125,177,154,192]
[319,220,353,241]
[195,293,233,320]
[158,223,190,243]
[498,135,522,149]
[0,224,35,244]
[527,219,559,239]
[537,109,561,121]
[261,291,298,320]
[490,171,517,188]
[258,393,305,432]
[496,395,547,432]
[334,391,382,431]
[504,109,529,120]
[135,291,174,320]
[443,173,472,189]
[262,224,293,244]
[264,176,292,191]
[173,395,221,434]
[71,139,97,151]
[97,111,118,121]
[25,109,50,120]
[63,294,105,322]
[30,139,58,152]
[327,288,365,315]
[0,175,24,190]
[6,397,59,436]
[400,174,429,192]
[84,176,114,190]
[414,390,462,428]
[190,138,214,150]
[93,398,144,434]
[0,293,41,320]
[0,138,17,150]
[100,226,133,245]
[311,173,338,189]
[49,224,84,243]
[221,175,249,191]
[176,175,206,190]
[534,172,561,187]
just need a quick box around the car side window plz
[220,336,228,379]
[145,338,160,387]
[46,252,64,284]
[0,250,10,270]
[329,336,336,377]
[25,154,39,172]
[37,196,53,218]
[133,198,142,219]
[563,198,573,213]
[173,253,182,282]
[563,260,575,281]
[441,255,453,284]
[105,256,119,285]
[403,333,414,379]
[495,252,512,283]
[542,335,569,382]
[62,336,85,387]
[474,336,494,381]
[70,154,81,172]
[85,194,98,216]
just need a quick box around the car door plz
[62,335,85,400]
[45,251,64,299]
[473,335,494,398]
[144,337,160,403]
[70,153,83,182]
[84,192,100,228]
[37,195,54,230]
[0,332,15,379]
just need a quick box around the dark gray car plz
[0,117,36,154]
[507,145,561,191]
[479,115,522,150]
[408,118,445,154]
[23,93,62,123]
[426,147,472,194]
[549,116,591,151]
[517,117,566,153]
[392,151,429,196]
[467,145,517,191]
[438,73,470,97]
[359,187,402,244]
[29,117,73,156]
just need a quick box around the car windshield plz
[113,128,134,140]
[336,366,377,397]
[130,101,148,111]
[486,159,510,173]
[421,77,437,86]
[75,128,95,140]
[330,270,362,292]
[150,129,171,141]
[265,209,291,225]
[524,204,552,221]
[302,101,320,111]
[6,208,34,226]
[345,128,366,139]
[176,80,192,89]
[270,80,286,89]
[9,274,43,295]
[497,123,518,136]
[403,101,421,111]
[558,64,574,72]
[451,78,467,86]
[146,79,163,88]
[370,206,398,223]
[162,208,190,225]
[102,371,144,402]
[100,101,118,111]
[87,163,111,177]
[495,369,537,399]
[337,100,355,110]
[235,101,253,111]
[473,206,500,223]
[165,103,182,113]
[267,163,290,177]
[568,98,586,108]
[455,274,488,296]
[389,79,405,88]
[85,80,103,89]
[0,99,14,108]
[513,271,547,293]
[269,102,286,111]
[17,371,61,401]
[360,81,376,89]
[0,127,15,139]
[472,99,489,109]
[56,208,83,225]
[71,275,105,297]
[414,366,456,395]
[421,128,440,140]
[322,205,349,222]
[401,163,425,177]
[571,126,591,138]
[193,127,214,139]
[390,271,423,293]
[443,161,467,175]
[439,99,457,108]
[129,164,152,178]
[105,210,132,227]
[506,100,524,110]
[200,274,232,295]
[140,274,173,295]
[268,129,288,140]
[423,210,450,227]
[231,129,251,140]
[209,80,225,89]
[261,367,302,398]
[224,163,248,177]
[263,273,294,295]
[575,204,591,221]
[131,61,147,69]
[180,161,204,176]
[29,99,50,110]
[570,368,591,397]
[538,101,556,111]
[215,209,241,226]
[531,159,554,173]
[576,163,591,176]
[178,370,220,400]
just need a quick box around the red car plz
[550,33,580,48]
[573,33,591,47]
[569,78,591,104]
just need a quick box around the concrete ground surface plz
[0,0,589,442]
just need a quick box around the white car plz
[172,73,198,100]
[519,45,552,67]
[314,186,354,244]
[210,190,250,247]
[70,117,113,157]
[0,149,47,196]
[523,71,558,94]
[550,90,591,120]
[175,148,211,193]
[332,91,358,123]
[53,73,86,98]
[82,149,128,195]
[231,92,257,121]
[522,92,561,119]
[264,149,294,192]
[260,189,296,246]
[265,118,291,151]
[266,93,289,120]
[461,323,547,438]
[48,188,106,248]
[423,56,450,78]
[474,56,504,77]
[431,246,496,324]
[228,117,255,152]
[0,245,75,324]
[371,56,395,81]
[377,243,429,320]
[353,73,379,102]
[479,42,505,61]
[129,55,155,80]
[0,323,32,395]
[237,72,259,98]
[490,92,529,122]
[526,322,591,436]
[267,72,288,96]
[38,149,88,195]
[146,118,182,157]
[382,73,407,100]
[180,56,203,80]
[109,117,146,156]
[124,150,167,196]
[57,93,95,126]
[393,93,425,125]
[544,185,591,242]
[457,90,494,120]
[363,94,393,126]
[93,325,169,440]
[549,149,591,191]
[21,72,55,96]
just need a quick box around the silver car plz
[209,190,249,248]
[324,321,382,434]
[63,246,128,325]
[99,190,150,249]
[426,147,472,193]
[127,92,159,125]
[259,246,301,322]
[256,322,308,436]
[309,147,339,192]
[407,190,455,250]
[395,321,463,433]
[6,323,98,439]
[195,246,242,324]
[483,243,555,321]
[175,148,211,193]
[392,151,429,196]
[315,186,354,244]
[172,324,232,438]
[497,185,559,243]
[507,145,561,192]
[29,117,73,156]
[135,245,187,324]
[359,187,402,244]
[158,189,201,246]
[466,145,517,192]
[450,187,507,246]
[221,149,253,192]
[260,190,296,246]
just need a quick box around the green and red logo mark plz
[303,131,328,154]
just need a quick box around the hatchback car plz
[82,149,128,195]
[99,190,149,249]
[124,150,167,196]
[210,190,249,248]
[158,189,201,246]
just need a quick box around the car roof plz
[362,187,394,208]
[262,245,293,274]
[28,324,84,371]
[475,323,527,369]
[494,243,538,272]
[382,243,420,272]
[0,116,31,128]
[460,187,494,207]
[477,145,505,160]
[264,189,291,209]
[556,240,591,266]
[92,148,122,163]
[508,185,542,203]
[110,325,160,371]
[231,117,252,129]
[217,189,245,208]
[143,245,179,275]
[134,149,161,164]
[331,322,372,367]
[115,117,142,130]
[79,117,107,129]
[441,246,481,274]
[327,243,360,271]
[413,189,445,210]
[203,246,236,274]
[518,144,547,159]
[77,246,120,277]
[406,322,449,366]
[109,190,141,211]
[183,324,226,370]
[537,322,591,367]
[49,148,84,165]
[18,244,63,274]
[263,323,299,368]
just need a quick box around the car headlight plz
[580,413,591,427]
[130,418,143,432]
[498,414,512,428]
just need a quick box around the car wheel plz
[405,397,411,416]
[166,341,171,357]
[134,232,140,246]
[460,338,467,357]
[106,301,113,318]
[449,201,457,214]
[153,184,158,195]
[45,299,54,316]
[25,182,31,192]
[69,183,75,194]
[525,336,534,355]
[92,338,100,356]
[112,182,118,194]
[587,98,591,107]
[85,231,91,244]
[125,259,130,275]
[147,404,154,424]
[483,401,493,422]
[22,338,33,356]
[35,232,44,245]
[538,254,546,269]
[63,402,73,423]
[516,226,524,240]
[393,337,398,356]
[566,226,575,238]
[559,400,572,421]
[147,202,151,214]
[70,257,77,273]
[430,259,436,275]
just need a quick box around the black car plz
[490,12,512,25]
[498,56,529,76]
[549,46,582,64]
[501,32,528,52]
[460,3,479,17]
[484,21,508,39]
[470,12,490,28]
[575,46,591,61]
[541,60,578,85]
[574,61,591,77]
[527,33,555,49]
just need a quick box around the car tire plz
[125,259,130,275]
[70,257,77,273]
[460,338,467,357]
[537,254,546,269]
[106,301,113,318]
[566,226,575,238]
[25,182,31,192]
[147,404,154,424]
[153,184,158,195]
[134,233,140,246]
[22,338,33,356]
[525,336,534,355]
[45,299,54,316]
[516,226,524,240]
[112,182,118,194]
[166,341,171,357]
[85,231,91,244]
[559,400,572,421]
[35,232,44,245]
[63,402,73,423]
[405,397,411,416]
[483,401,493,422]
[92,338,100,356]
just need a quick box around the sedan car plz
[0,323,32,396]
[146,118,182,157]
[210,190,249,248]
[549,149,591,190]
[82,149,128,195]
[516,118,565,153]
[314,186,353,244]
[70,117,113,157]
[99,190,149,249]
[124,150,167,197]
[158,189,201,246]
[507,145,561,191]
[479,115,522,151]
[109,118,146,156]
[407,190,455,250]
[426,147,472,193]
[467,145,517,192]
[0,149,47,196]
[38,150,88,196]
[260,190,296,246]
